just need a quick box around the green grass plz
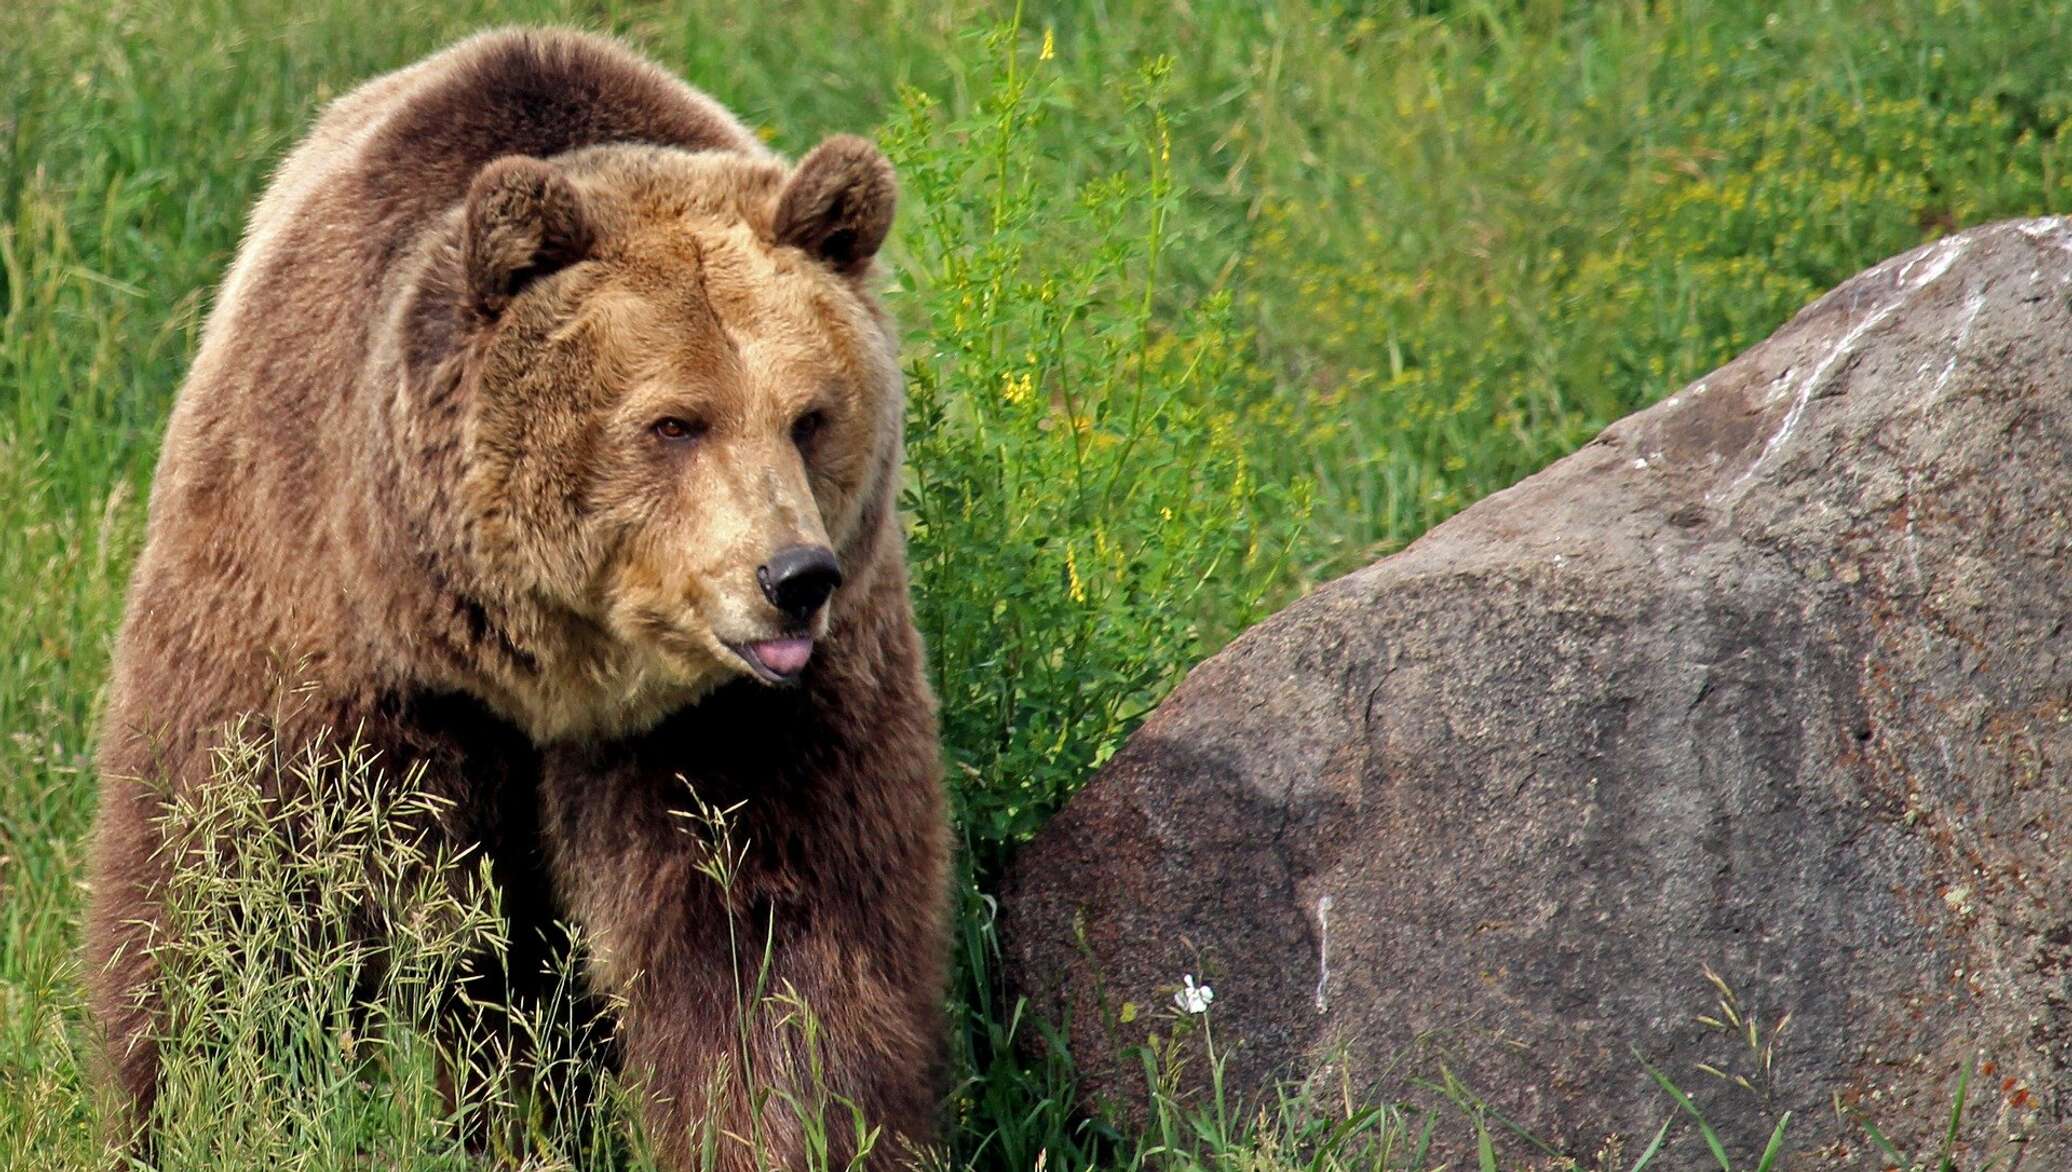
[4,0,2069,1167]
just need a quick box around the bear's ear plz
[771,135,896,275]
[464,156,593,318]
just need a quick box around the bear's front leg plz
[539,706,948,1171]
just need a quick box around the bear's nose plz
[757,545,843,621]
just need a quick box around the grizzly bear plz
[86,27,948,1168]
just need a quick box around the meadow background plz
[4,0,2071,1167]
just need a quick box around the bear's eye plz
[791,409,827,448]
[651,417,707,444]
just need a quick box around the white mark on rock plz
[2013,217,2072,251]
[1903,497,1924,589]
[1313,894,1334,1015]
[1896,235,1969,289]
[1714,236,1970,504]
[1631,457,1650,471]
[1760,366,1797,407]
[1929,289,1987,404]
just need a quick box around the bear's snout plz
[756,544,842,622]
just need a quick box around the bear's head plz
[429,137,903,739]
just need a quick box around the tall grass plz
[4,0,2068,1168]
[144,729,514,1168]
[891,25,1307,851]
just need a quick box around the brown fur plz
[87,28,947,1168]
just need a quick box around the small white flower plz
[1174,974,1214,1014]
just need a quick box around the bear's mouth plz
[727,636,815,684]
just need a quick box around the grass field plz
[4,0,2071,1167]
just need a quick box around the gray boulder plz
[1001,219,2072,1165]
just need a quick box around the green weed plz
[889,16,1307,853]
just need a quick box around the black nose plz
[757,545,842,621]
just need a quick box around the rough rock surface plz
[1001,219,2072,1164]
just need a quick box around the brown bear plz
[86,27,948,1169]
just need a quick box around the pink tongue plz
[750,637,814,676]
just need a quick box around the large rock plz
[1001,219,2072,1165]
